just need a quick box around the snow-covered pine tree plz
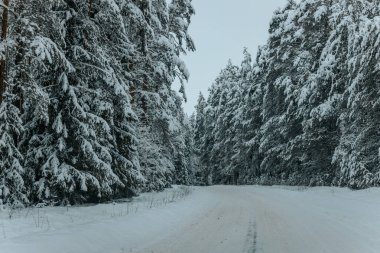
[185,113,197,183]
[239,48,264,183]
[292,0,343,186]
[14,0,73,204]
[218,61,244,184]
[332,0,380,188]
[121,0,195,191]
[168,0,195,101]
[173,114,196,185]
[258,0,304,184]
[90,0,143,198]
[21,0,139,204]
[0,0,30,208]
[0,83,27,208]
[200,60,241,184]
[193,92,207,183]
[226,49,256,184]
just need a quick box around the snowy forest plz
[0,0,196,207]
[1,0,380,210]
[194,0,380,189]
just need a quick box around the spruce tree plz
[0,87,27,208]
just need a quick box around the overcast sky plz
[177,0,288,114]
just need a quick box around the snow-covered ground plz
[1,186,380,253]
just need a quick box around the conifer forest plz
[0,0,196,207]
[1,1,380,253]
[1,0,380,208]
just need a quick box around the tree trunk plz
[14,1,25,113]
[0,0,10,103]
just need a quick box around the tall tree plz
[0,90,27,208]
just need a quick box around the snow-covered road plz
[2,186,380,253]
[134,186,380,253]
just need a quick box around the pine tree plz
[121,0,195,190]
[0,83,27,208]
[332,0,380,188]
[193,93,207,183]
[200,61,240,184]
[0,0,29,208]
[239,48,263,183]
[258,0,303,184]
[22,0,139,203]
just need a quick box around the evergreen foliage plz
[1,0,380,208]
[195,0,380,189]
[0,0,195,206]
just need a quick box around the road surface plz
[2,186,380,253]
[132,186,380,253]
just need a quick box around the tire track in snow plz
[244,219,258,253]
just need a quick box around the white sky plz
[177,0,288,114]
